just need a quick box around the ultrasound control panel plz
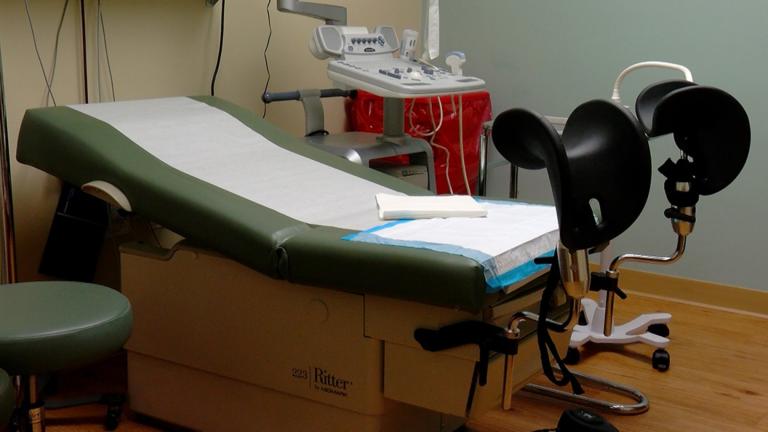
[311,24,486,98]
[328,58,485,98]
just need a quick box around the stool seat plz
[0,282,132,375]
[0,368,12,425]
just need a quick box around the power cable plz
[47,0,71,106]
[23,0,57,106]
[262,0,273,118]
[96,0,101,101]
[79,0,88,102]
[98,0,116,101]
[210,0,226,96]
[426,98,454,194]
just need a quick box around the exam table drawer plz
[382,331,551,418]
[365,292,565,418]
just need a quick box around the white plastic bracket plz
[81,180,132,212]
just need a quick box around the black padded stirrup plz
[635,79,698,135]
[492,101,651,250]
[491,101,653,397]
[639,83,750,195]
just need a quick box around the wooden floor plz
[43,292,767,432]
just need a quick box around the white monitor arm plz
[277,0,347,25]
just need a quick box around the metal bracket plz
[276,0,347,25]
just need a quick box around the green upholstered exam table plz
[17,96,567,432]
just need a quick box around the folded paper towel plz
[375,193,488,220]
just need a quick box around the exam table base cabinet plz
[121,243,566,432]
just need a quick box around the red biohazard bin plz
[346,90,492,195]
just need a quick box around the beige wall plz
[0,0,422,282]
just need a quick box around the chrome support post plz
[501,329,517,411]
[608,233,688,272]
[602,192,693,335]
[557,244,590,300]
[603,232,688,336]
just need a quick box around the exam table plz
[16,83,748,429]
[17,96,567,432]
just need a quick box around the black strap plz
[664,207,696,223]
[535,256,584,395]
[589,272,627,300]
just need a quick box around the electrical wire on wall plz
[79,0,88,102]
[47,0,71,106]
[23,0,112,106]
[96,0,116,101]
[211,0,226,96]
[23,0,58,106]
[96,0,101,101]
[262,0,273,118]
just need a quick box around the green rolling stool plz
[0,281,132,432]
[0,369,13,429]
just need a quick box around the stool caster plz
[651,348,670,372]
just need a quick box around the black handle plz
[414,320,518,386]
[262,88,355,104]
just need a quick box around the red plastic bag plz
[346,90,492,195]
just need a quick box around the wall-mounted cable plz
[96,0,101,101]
[210,0,226,96]
[79,0,88,102]
[47,0,71,106]
[262,0,273,118]
[23,0,57,106]
[98,0,116,101]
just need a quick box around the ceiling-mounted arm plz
[277,0,347,25]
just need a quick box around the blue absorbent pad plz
[344,199,559,292]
